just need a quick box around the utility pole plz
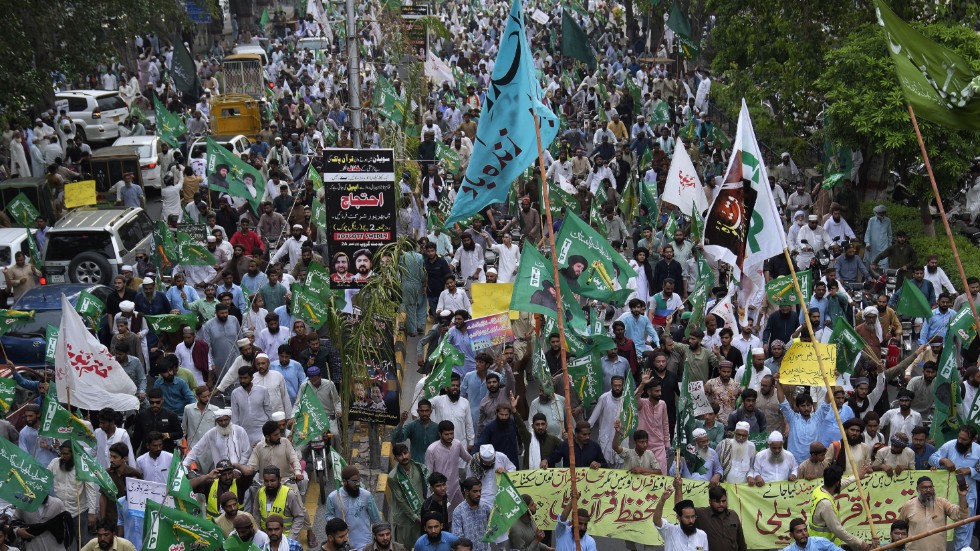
[346,0,362,148]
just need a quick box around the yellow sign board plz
[471,283,518,320]
[779,341,838,386]
[64,180,98,209]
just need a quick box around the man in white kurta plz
[587,378,626,467]
[231,371,274,446]
[425,423,473,515]
[49,446,99,527]
[252,354,292,413]
[183,410,253,468]
[15,495,68,551]
[429,376,475,448]
[716,421,755,483]
[748,431,799,484]
[490,235,521,284]
[94,413,135,468]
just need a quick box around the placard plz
[466,312,514,351]
[126,477,172,512]
[321,149,396,290]
[64,180,98,209]
[344,314,399,425]
[779,342,838,386]
[530,8,550,24]
[688,380,713,416]
[471,283,518,320]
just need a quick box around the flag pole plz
[906,105,980,331]
[533,111,582,551]
[781,248,880,544]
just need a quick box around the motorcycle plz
[309,432,332,504]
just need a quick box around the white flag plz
[662,138,708,216]
[709,284,738,330]
[425,51,456,86]
[702,99,786,280]
[54,295,140,411]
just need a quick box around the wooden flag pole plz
[906,105,980,331]
[870,512,980,551]
[781,248,880,544]
[534,112,582,551]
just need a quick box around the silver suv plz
[42,208,155,285]
[55,90,130,142]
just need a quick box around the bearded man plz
[716,421,755,483]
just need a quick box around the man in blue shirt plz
[414,512,458,551]
[782,518,845,551]
[555,488,598,551]
[155,359,195,420]
[446,310,476,376]
[165,272,201,314]
[890,266,935,308]
[617,298,660,356]
[911,426,936,470]
[775,373,832,462]
[271,344,306,403]
[920,293,955,345]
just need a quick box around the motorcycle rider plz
[792,215,831,270]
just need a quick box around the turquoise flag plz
[444,0,558,225]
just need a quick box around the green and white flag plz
[0,435,53,511]
[931,331,961,444]
[874,0,980,131]
[567,352,601,407]
[436,142,462,174]
[0,309,33,337]
[0,378,16,416]
[74,290,105,330]
[948,308,979,347]
[422,336,464,399]
[895,279,933,319]
[6,192,39,227]
[329,448,347,491]
[619,372,640,436]
[153,96,187,148]
[651,101,670,125]
[555,212,635,305]
[765,271,812,306]
[175,231,217,266]
[829,316,866,375]
[509,245,588,332]
[292,284,331,329]
[40,389,96,447]
[293,383,333,447]
[145,313,198,334]
[143,500,224,551]
[73,440,116,498]
[685,253,713,337]
[206,136,266,211]
[482,472,528,542]
[531,335,554,396]
[153,221,178,271]
[45,325,58,365]
[372,76,406,124]
[225,533,262,551]
[26,228,41,268]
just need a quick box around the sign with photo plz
[343,314,400,425]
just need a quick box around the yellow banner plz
[779,342,838,386]
[65,180,97,209]
[471,283,518,320]
[511,469,952,549]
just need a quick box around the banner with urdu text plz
[511,469,952,550]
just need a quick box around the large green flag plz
[625,74,643,106]
[26,228,41,268]
[206,136,266,211]
[539,178,581,219]
[72,440,117,498]
[0,436,53,511]
[145,313,198,334]
[685,253,713,337]
[482,472,528,542]
[895,279,933,318]
[619,373,640,436]
[304,260,332,297]
[561,11,596,70]
[153,221,178,271]
[167,450,199,513]
[291,284,331,329]
[554,212,636,306]
[874,0,980,131]
[679,117,698,141]
[259,7,270,28]
[422,336,465,399]
[765,271,812,306]
[293,383,333,447]
[931,332,961,444]
[667,2,699,58]
[509,245,588,332]
[175,231,217,266]
[531,335,554,396]
[143,500,224,551]
[0,309,33,337]
[153,96,187,148]
[829,316,866,375]
[650,102,671,126]
[6,192,39,226]
[949,308,979,347]
[74,290,105,330]
[567,352,602,407]
[372,76,406,124]
[435,142,462,174]
[0,378,16,416]
[40,389,96,447]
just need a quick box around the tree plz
[0,0,201,121]
[816,22,980,200]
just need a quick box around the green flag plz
[206,136,266,211]
[143,500,224,551]
[561,11,596,70]
[145,313,198,334]
[674,356,705,473]
[829,316,866,375]
[554,212,636,305]
[651,102,671,125]
[482,472,528,542]
[0,309,33,337]
[436,142,462,174]
[639,178,659,226]
[422,336,465,399]
[895,279,933,318]
[625,75,643,107]
[304,260,331,297]
[618,177,638,223]
[45,324,59,365]
[679,117,698,141]
[75,290,105,330]
[73,439,117,497]
[372,76,406,124]
[6,192,40,226]
[175,231,217,266]
[153,96,187,148]
[292,383,333,447]
[531,335,554,396]
[667,2,700,58]
[619,373,640,436]
[153,221,178,271]
[765,271,812,306]
[874,0,980,131]
[664,210,678,240]
[948,308,979,347]
[567,352,601,407]
[329,448,347,491]
[689,204,705,244]
[225,533,263,551]
[259,7,270,27]
[40,389,96,447]
[0,378,16,416]
[931,332,961,444]
[26,228,41,268]
[708,125,731,150]
[0,435,53,511]
[685,254,713,337]
[292,284,331,329]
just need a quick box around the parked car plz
[42,207,154,285]
[0,283,112,368]
[55,90,130,143]
[188,134,251,164]
[112,136,163,188]
[0,228,37,270]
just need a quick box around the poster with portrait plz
[401,5,430,61]
[343,314,400,425]
[322,149,397,289]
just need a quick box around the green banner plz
[554,212,635,306]
[765,271,812,306]
[0,435,53,511]
[176,231,217,266]
[145,313,198,334]
[206,136,266,211]
[483,472,528,542]
[6,192,39,227]
[292,383,333,447]
[291,284,331,329]
[566,352,601,407]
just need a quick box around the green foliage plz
[858,201,980,291]
[817,23,980,196]
[0,0,201,118]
